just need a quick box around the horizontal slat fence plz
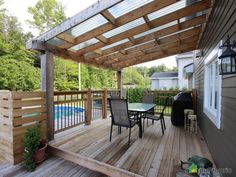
[0,91,47,164]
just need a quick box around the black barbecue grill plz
[171,92,193,126]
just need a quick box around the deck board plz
[0,156,107,177]
[50,117,214,177]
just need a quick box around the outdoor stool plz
[188,114,197,134]
[184,109,194,130]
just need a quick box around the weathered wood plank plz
[49,146,143,177]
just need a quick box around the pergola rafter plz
[26,0,213,70]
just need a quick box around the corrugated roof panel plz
[148,1,186,21]
[69,38,99,51]
[65,14,108,38]
[101,38,129,50]
[134,21,177,39]
[103,18,145,38]
[124,40,155,50]
[108,0,154,18]
[47,37,66,46]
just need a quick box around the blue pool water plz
[54,106,85,120]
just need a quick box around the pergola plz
[26,0,213,140]
[27,0,212,70]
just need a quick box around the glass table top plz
[128,103,156,112]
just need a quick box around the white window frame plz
[204,41,222,129]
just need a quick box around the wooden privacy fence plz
[54,89,120,133]
[0,91,47,164]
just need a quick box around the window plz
[204,42,222,129]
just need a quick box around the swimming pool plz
[54,106,85,120]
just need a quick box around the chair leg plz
[143,118,145,132]
[162,117,166,129]
[110,124,113,142]
[160,119,164,135]
[128,128,131,147]
[118,126,122,134]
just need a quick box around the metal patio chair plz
[142,92,155,130]
[108,98,138,147]
[144,97,169,135]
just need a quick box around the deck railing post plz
[40,51,54,140]
[117,70,123,98]
[102,89,108,119]
[85,89,92,125]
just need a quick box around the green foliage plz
[0,58,40,91]
[82,66,116,89]
[27,0,66,34]
[127,88,146,103]
[147,64,177,77]
[123,67,150,88]
[23,126,41,171]
[0,2,40,91]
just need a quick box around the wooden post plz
[192,89,197,114]
[85,89,92,125]
[40,51,54,140]
[102,89,108,119]
[117,70,122,98]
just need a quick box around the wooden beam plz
[128,37,136,44]
[92,15,206,64]
[197,3,215,48]
[31,0,124,42]
[94,15,206,61]
[76,1,210,56]
[102,27,201,65]
[96,35,109,44]
[57,33,75,44]
[143,15,152,29]
[70,0,178,47]
[113,40,197,69]
[85,89,92,125]
[101,10,117,26]
[44,43,116,70]
[40,51,54,140]
[117,44,196,69]
[102,89,108,119]
[117,70,122,97]
[94,49,103,55]
[49,146,143,177]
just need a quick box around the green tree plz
[0,1,40,91]
[0,57,40,91]
[148,64,169,77]
[27,0,66,34]
[123,67,150,88]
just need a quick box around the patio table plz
[128,103,156,138]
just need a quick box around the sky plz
[3,0,177,68]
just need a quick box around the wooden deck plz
[49,117,214,177]
[0,156,107,177]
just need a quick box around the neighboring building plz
[176,52,194,89]
[151,52,194,90]
[150,72,178,90]
[183,62,195,89]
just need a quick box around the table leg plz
[138,114,143,138]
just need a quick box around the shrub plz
[24,126,41,171]
[127,88,145,103]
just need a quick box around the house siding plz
[196,0,236,176]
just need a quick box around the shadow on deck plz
[49,117,214,177]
